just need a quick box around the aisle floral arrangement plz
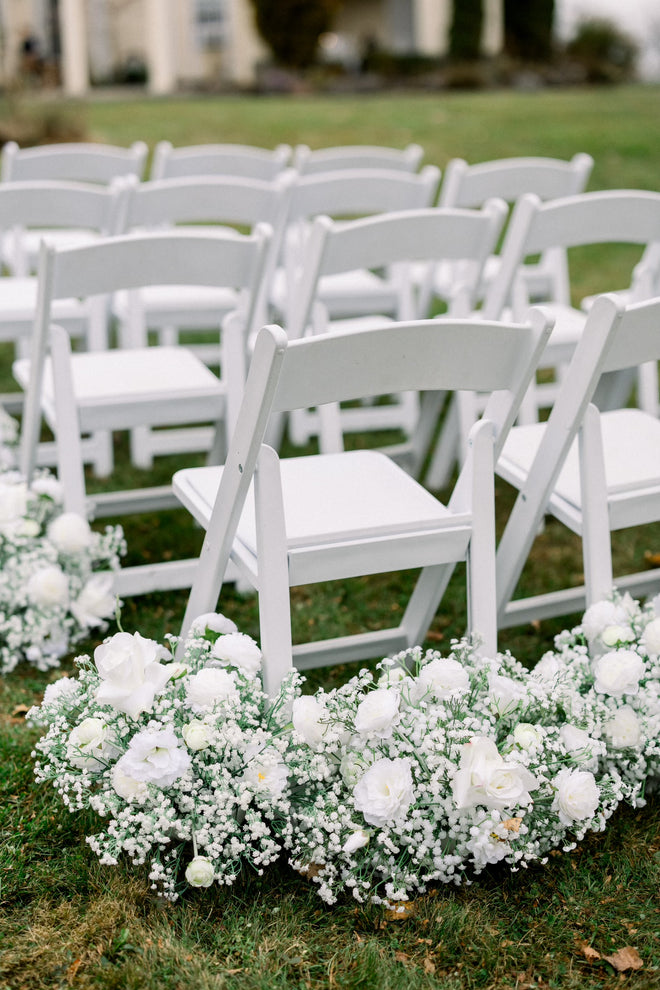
[29,593,660,905]
[0,461,125,673]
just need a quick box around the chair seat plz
[112,285,239,327]
[270,268,398,319]
[14,346,224,431]
[2,228,102,273]
[0,277,87,327]
[498,408,660,511]
[175,449,464,554]
[534,303,587,358]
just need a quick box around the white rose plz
[452,736,537,811]
[343,829,370,854]
[114,726,191,787]
[582,600,629,642]
[185,667,238,712]
[189,612,238,637]
[292,695,329,746]
[27,565,69,607]
[185,856,215,888]
[94,631,173,720]
[243,750,288,799]
[68,717,117,771]
[600,624,634,648]
[488,673,527,715]
[354,689,400,738]
[47,512,92,553]
[559,724,599,770]
[641,617,660,656]
[211,632,262,676]
[592,650,645,697]
[553,768,600,824]
[512,723,545,750]
[415,657,470,700]
[604,706,642,749]
[71,573,116,628]
[181,719,212,751]
[353,757,414,827]
[110,763,149,803]
[16,518,40,538]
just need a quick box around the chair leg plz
[579,404,613,605]
[466,420,497,656]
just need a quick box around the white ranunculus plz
[185,856,215,887]
[292,695,329,746]
[488,673,527,715]
[47,512,92,554]
[415,657,470,700]
[189,612,238,637]
[604,705,642,749]
[592,650,646,697]
[94,631,173,720]
[582,600,629,642]
[185,667,238,712]
[512,722,545,750]
[452,736,537,812]
[181,719,212,751]
[110,763,149,803]
[71,573,116,628]
[343,829,370,854]
[559,724,598,770]
[641,617,660,656]
[211,632,262,677]
[68,717,117,771]
[115,726,191,787]
[354,689,400,738]
[553,768,600,825]
[353,757,414,827]
[600,624,634,648]
[243,750,288,799]
[27,565,69,608]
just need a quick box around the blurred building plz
[0,0,503,95]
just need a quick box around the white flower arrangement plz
[0,469,125,673]
[30,617,299,900]
[29,594,660,906]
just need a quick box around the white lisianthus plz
[71,573,116,628]
[603,706,642,749]
[243,749,288,799]
[115,726,191,787]
[68,717,117,771]
[189,612,238,637]
[553,768,600,825]
[415,657,470,700]
[94,631,173,720]
[185,667,238,712]
[343,829,370,854]
[211,632,262,677]
[354,689,400,738]
[181,719,212,751]
[110,763,149,803]
[353,757,414,827]
[512,722,545,750]
[559,724,599,770]
[600,624,634,648]
[488,673,527,715]
[292,695,329,746]
[592,650,645,697]
[185,856,215,888]
[47,512,92,554]
[27,565,69,608]
[452,736,537,811]
[641,617,660,656]
[582,600,629,642]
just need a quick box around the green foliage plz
[567,18,638,84]
[449,0,483,61]
[504,0,555,61]
[249,0,341,69]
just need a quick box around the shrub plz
[566,18,638,83]
[250,0,341,69]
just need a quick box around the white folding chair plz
[284,201,507,465]
[15,228,271,597]
[293,143,424,174]
[1,140,147,275]
[496,294,660,628]
[115,172,293,467]
[173,310,552,697]
[150,141,292,181]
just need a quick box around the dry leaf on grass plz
[394,951,410,964]
[603,947,643,972]
[644,550,660,566]
[384,901,416,922]
[11,704,30,717]
[578,941,602,963]
[423,956,436,974]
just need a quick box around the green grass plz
[1,84,660,989]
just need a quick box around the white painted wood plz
[293,144,424,175]
[150,141,291,181]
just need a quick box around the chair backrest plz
[0,179,126,240]
[150,141,292,181]
[19,226,272,480]
[293,143,424,174]
[288,201,508,340]
[1,140,148,184]
[438,153,593,208]
[483,189,660,319]
[496,293,660,612]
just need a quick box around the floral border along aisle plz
[30,594,660,904]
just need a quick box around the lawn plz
[1,83,659,989]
